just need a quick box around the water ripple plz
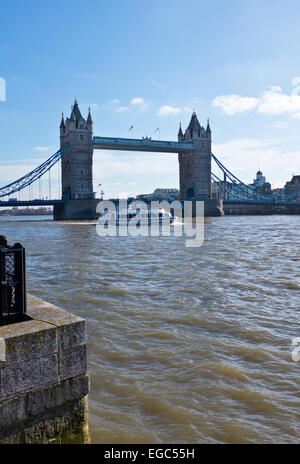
[1,215,300,443]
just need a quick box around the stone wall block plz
[0,375,89,431]
[0,321,57,366]
[1,354,58,399]
[58,345,87,381]
[58,321,86,351]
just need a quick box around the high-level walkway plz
[93,136,194,153]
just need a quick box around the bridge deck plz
[93,136,194,153]
[0,200,64,207]
[2,199,299,208]
[224,200,300,206]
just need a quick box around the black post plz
[0,236,27,326]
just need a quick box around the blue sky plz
[1,0,300,198]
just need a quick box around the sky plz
[1,0,300,199]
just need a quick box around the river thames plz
[0,214,299,443]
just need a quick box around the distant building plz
[212,170,272,200]
[248,170,272,195]
[284,175,300,201]
[137,188,179,201]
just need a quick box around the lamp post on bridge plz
[98,184,104,201]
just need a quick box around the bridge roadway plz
[1,198,299,209]
[223,199,300,206]
[93,136,194,153]
[0,199,64,207]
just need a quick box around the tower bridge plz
[1,98,300,219]
[55,98,219,219]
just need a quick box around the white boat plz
[99,206,177,226]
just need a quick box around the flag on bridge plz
[129,125,134,131]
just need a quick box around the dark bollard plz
[0,236,27,326]
[0,236,8,247]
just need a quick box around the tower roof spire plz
[187,111,201,133]
[73,97,83,121]
[69,105,76,121]
[206,118,211,133]
[87,107,93,124]
[178,122,183,138]
[60,112,65,129]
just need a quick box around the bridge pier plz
[182,199,224,217]
[203,199,224,217]
[53,199,99,221]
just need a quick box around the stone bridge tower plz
[178,112,212,200]
[54,99,99,220]
[60,98,94,200]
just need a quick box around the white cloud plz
[212,95,259,115]
[257,85,300,115]
[34,146,49,152]
[213,137,300,187]
[157,105,182,116]
[89,103,100,110]
[115,106,129,113]
[0,76,6,101]
[131,97,148,110]
[272,121,290,129]
[291,77,300,93]
[110,99,120,105]
[212,77,300,117]
[0,158,52,185]
[93,151,178,177]
[93,151,178,198]
[131,97,144,106]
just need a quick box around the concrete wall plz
[187,199,224,217]
[0,295,90,444]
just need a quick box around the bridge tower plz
[178,112,212,200]
[60,98,94,200]
[54,98,99,220]
[178,112,223,216]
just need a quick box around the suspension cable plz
[0,145,70,199]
